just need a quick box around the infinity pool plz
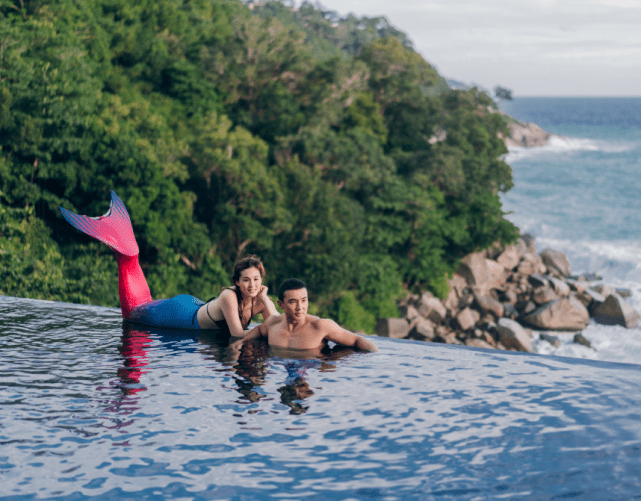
[1,295,641,500]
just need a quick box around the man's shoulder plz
[308,316,338,331]
[265,313,283,325]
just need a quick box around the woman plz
[59,191,276,335]
[196,256,277,337]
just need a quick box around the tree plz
[494,86,513,102]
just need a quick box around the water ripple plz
[2,296,641,499]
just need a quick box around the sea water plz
[500,97,641,364]
[2,294,641,500]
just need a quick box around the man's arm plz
[319,319,379,352]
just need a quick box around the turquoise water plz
[3,295,641,499]
[500,97,641,363]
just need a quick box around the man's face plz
[278,288,308,321]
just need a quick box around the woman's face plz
[235,267,263,299]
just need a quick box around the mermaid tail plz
[59,191,152,318]
[59,191,139,257]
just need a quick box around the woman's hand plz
[258,286,278,317]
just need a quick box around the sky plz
[307,0,641,97]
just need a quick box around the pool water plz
[1,295,641,500]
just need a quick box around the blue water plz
[500,97,641,363]
[3,295,641,500]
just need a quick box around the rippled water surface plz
[2,296,641,500]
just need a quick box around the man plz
[235,279,378,352]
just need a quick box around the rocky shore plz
[498,112,563,148]
[376,235,641,353]
[503,121,553,147]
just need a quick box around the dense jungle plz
[0,0,518,333]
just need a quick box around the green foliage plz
[1,0,519,334]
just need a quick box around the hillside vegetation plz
[0,0,518,332]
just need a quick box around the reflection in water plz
[112,323,358,420]
[100,325,154,434]
[117,324,152,395]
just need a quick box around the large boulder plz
[474,292,504,318]
[540,249,572,278]
[486,259,508,290]
[496,318,534,352]
[518,253,545,276]
[592,294,641,329]
[496,244,522,271]
[457,252,492,288]
[408,317,435,341]
[416,292,447,324]
[399,304,420,321]
[376,318,410,338]
[521,297,590,331]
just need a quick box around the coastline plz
[377,235,640,355]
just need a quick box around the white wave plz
[505,135,600,162]
[534,322,641,365]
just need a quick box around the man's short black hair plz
[278,278,307,301]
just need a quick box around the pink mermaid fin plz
[59,191,139,257]
[59,191,152,317]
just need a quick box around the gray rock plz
[516,300,537,316]
[416,293,447,324]
[540,332,561,347]
[376,318,410,338]
[548,276,571,297]
[592,294,641,329]
[400,304,420,321]
[409,317,435,340]
[528,273,548,288]
[532,286,558,306]
[573,333,593,349]
[576,288,605,310]
[457,253,491,288]
[474,292,504,318]
[565,278,587,294]
[540,249,572,278]
[502,302,518,319]
[521,297,590,331]
[496,244,522,271]
[496,318,534,352]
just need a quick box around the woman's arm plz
[256,286,278,320]
[230,320,270,350]
[219,289,250,338]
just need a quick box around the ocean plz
[500,96,641,364]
